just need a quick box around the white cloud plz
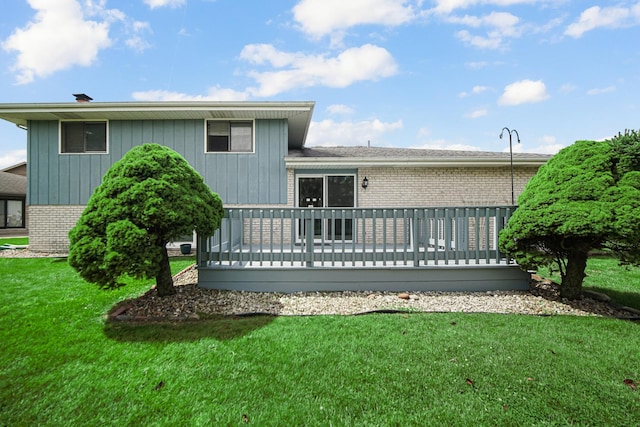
[559,83,577,94]
[134,43,398,102]
[503,135,564,154]
[565,4,640,38]
[459,85,489,97]
[587,86,616,96]
[527,136,565,154]
[125,21,152,52]
[465,108,488,118]
[431,0,549,14]
[240,44,398,97]
[2,0,113,84]
[415,126,482,150]
[293,0,418,42]
[451,11,521,49]
[306,118,403,147]
[144,0,186,9]
[412,140,483,151]
[326,104,354,115]
[498,79,549,106]
[132,86,249,101]
[0,149,27,170]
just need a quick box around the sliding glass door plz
[297,175,355,241]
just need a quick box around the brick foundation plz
[28,205,85,252]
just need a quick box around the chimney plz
[73,93,93,103]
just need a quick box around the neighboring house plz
[0,163,27,236]
[0,100,550,291]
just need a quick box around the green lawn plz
[1,256,639,426]
[0,236,28,246]
[538,256,640,311]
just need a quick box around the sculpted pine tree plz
[68,143,224,297]
[499,138,640,299]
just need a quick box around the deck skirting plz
[198,264,530,293]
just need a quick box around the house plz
[0,162,27,236]
[0,99,550,291]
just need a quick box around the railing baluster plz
[495,207,501,264]
[382,209,387,266]
[485,208,491,264]
[392,209,398,265]
[474,207,480,264]
[352,209,357,266]
[413,209,419,267]
[290,209,295,266]
[433,208,439,265]
[268,210,273,266]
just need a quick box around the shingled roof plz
[286,146,550,168]
[0,171,27,197]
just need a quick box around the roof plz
[0,171,27,197]
[1,162,27,176]
[286,146,551,168]
[0,101,315,149]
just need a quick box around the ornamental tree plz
[499,138,640,299]
[68,143,224,297]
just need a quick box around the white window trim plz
[59,119,109,155]
[204,119,255,154]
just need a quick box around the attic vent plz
[73,93,93,103]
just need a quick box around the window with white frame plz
[60,121,107,153]
[206,120,253,153]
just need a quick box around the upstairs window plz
[206,120,253,153]
[60,121,107,153]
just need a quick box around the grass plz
[1,256,639,426]
[0,236,28,246]
[538,256,640,311]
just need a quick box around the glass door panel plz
[297,175,355,242]
[326,176,354,240]
[298,177,323,239]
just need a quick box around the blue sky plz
[1,0,639,169]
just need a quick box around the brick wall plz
[28,205,84,252]
[357,166,538,207]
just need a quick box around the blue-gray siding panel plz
[27,119,289,205]
[198,265,531,293]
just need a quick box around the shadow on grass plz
[103,314,276,343]
[586,287,640,312]
[532,275,640,319]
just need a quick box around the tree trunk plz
[155,245,176,297]
[560,250,588,300]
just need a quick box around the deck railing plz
[198,206,515,268]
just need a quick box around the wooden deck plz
[197,206,530,292]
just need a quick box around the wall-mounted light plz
[362,177,369,190]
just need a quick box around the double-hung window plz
[206,120,253,153]
[60,121,107,153]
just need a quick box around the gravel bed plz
[3,250,637,320]
[117,264,638,320]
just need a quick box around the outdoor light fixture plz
[362,177,369,190]
[499,127,521,205]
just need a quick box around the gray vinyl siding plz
[27,119,288,206]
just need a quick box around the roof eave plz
[285,156,549,168]
[0,101,316,147]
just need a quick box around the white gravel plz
[118,264,638,320]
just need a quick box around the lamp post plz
[499,127,521,205]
